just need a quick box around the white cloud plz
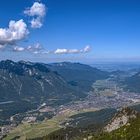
[24,2,46,17]
[11,44,91,55]
[34,43,42,49]
[33,51,40,54]
[0,19,29,45]
[13,43,43,53]
[83,45,91,52]
[54,49,68,54]
[41,50,50,54]
[0,45,5,49]
[27,43,42,52]
[31,45,91,55]
[54,48,81,54]
[24,2,46,28]
[13,46,25,52]
[0,1,91,58]
[0,2,46,51]
[54,45,91,54]
[68,49,79,53]
[30,18,43,28]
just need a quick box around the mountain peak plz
[0,59,15,65]
[18,60,33,65]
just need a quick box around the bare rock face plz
[104,107,138,132]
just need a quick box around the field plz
[4,119,60,140]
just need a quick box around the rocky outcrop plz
[104,107,138,132]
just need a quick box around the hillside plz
[0,60,83,121]
[48,62,109,91]
[40,108,140,140]
[90,108,140,140]
[124,72,140,93]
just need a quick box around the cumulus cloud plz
[24,2,46,28]
[0,2,47,51]
[0,19,29,47]
[24,2,46,17]
[0,1,91,58]
[30,17,43,28]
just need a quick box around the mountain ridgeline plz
[0,60,109,119]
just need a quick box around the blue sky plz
[0,0,140,63]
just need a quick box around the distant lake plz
[0,101,14,105]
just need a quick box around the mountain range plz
[0,60,109,120]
